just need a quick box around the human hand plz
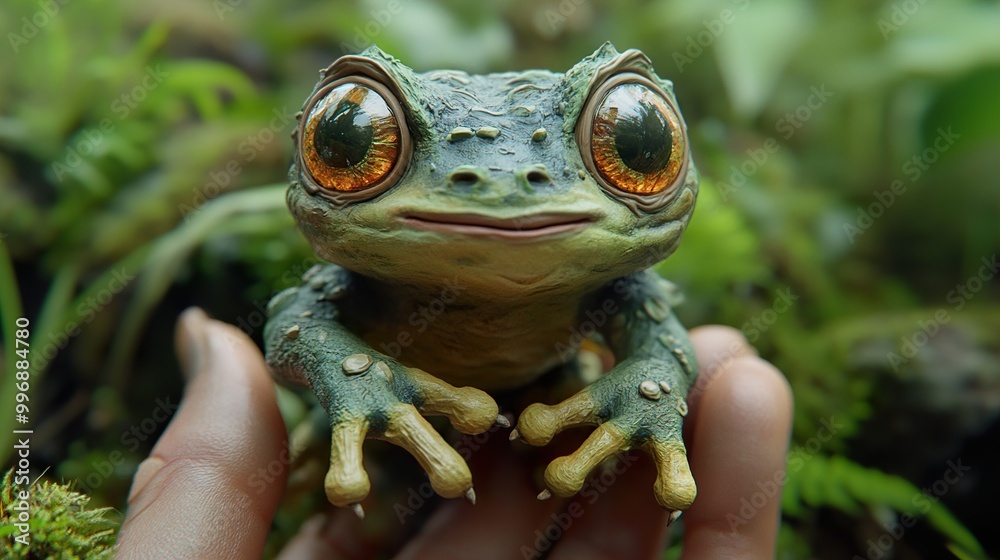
[116,310,792,559]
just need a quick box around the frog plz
[263,42,700,524]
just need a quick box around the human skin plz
[115,308,792,559]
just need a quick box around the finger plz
[515,390,599,446]
[275,514,332,560]
[544,423,628,497]
[380,403,473,499]
[117,308,288,559]
[325,416,371,509]
[546,452,671,560]
[685,326,756,415]
[395,427,568,560]
[645,438,697,512]
[407,368,500,434]
[680,355,793,559]
[276,510,378,560]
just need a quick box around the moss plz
[0,470,118,559]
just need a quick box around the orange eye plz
[302,81,403,192]
[588,81,686,196]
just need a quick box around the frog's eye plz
[301,78,407,193]
[581,76,686,198]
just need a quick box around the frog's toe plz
[407,368,499,434]
[380,403,474,500]
[543,422,629,497]
[514,390,600,446]
[324,415,372,507]
[645,437,696,511]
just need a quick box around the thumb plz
[116,308,288,559]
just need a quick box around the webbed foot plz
[319,356,501,510]
[514,357,696,512]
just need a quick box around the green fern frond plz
[0,469,119,559]
[783,455,985,559]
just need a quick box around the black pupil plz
[610,86,672,174]
[313,87,374,168]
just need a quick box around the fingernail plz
[176,307,209,380]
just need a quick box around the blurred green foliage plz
[1,0,998,558]
[1,469,118,558]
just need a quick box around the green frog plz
[264,43,700,523]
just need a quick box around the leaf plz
[784,456,986,557]
[104,185,289,389]
[714,0,812,118]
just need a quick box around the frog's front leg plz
[514,270,697,518]
[265,264,501,516]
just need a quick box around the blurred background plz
[1,0,998,558]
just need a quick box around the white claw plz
[509,428,520,441]
[350,503,365,520]
[537,489,552,501]
[465,487,477,505]
[666,510,682,527]
[495,415,511,428]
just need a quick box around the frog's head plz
[287,43,698,298]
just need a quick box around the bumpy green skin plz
[265,266,417,433]
[264,43,700,512]
[590,272,697,446]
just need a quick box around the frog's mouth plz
[400,212,596,240]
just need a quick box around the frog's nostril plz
[525,169,552,186]
[449,171,481,188]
